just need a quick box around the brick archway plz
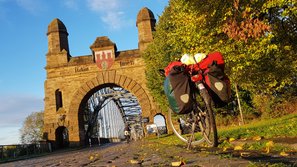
[66,71,153,145]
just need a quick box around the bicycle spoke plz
[168,109,205,146]
[168,91,218,148]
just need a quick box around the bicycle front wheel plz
[168,108,205,146]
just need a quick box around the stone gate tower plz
[43,7,165,148]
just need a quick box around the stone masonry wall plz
[44,52,163,146]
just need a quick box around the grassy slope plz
[218,113,297,140]
[150,113,297,152]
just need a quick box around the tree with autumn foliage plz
[143,0,297,119]
[19,111,44,144]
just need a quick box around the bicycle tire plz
[199,92,218,147]
[168,108,205,146]
[168,95,218,147]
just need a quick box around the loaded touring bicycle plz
[160,52,231,149]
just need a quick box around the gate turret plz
[46,18,70,68]
[136,7,156,53]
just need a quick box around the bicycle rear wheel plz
[168,99,218,147]
[196,102,218,147]
[198,91,218,147]
[168,108,205,146]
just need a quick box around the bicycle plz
[159,68,218,149]
[124,130,131,143]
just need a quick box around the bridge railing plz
[0,142,51,163]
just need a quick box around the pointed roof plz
[90,36,117,51]
[47,18,68,35]
[136,7,156,25]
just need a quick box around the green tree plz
[143,0,296,116]
[19,111,44,144]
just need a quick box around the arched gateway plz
[43,7,167,147]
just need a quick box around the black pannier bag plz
[204,61,232,107]
[164,65,194,114]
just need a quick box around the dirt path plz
[1,140,297,167]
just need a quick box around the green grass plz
[149,113,297,152]
[145,114,297,167]
[218,113,297,140]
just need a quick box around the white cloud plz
[0,94,43,145]
[101,11,133,30]
[86,0,131,30]
[86,0,119,12]
[0,94,44,127]
[63,0,79,10]
[16,0,46,15]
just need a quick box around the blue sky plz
[0,0,168,145]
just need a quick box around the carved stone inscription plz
[75,66,89,73]
[120,60,134,67]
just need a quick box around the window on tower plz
[55,89,63,111]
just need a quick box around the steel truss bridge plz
[83,86,144,144]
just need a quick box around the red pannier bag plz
[193,52,232,107]
[164,61,183,77]
[195,51,225,71]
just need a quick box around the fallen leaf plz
[130,160,141,164]
[89,156,94,160]
[171,161,185,166]
[265,141,274,153]
[240,152,250,157]
[280,151,289,156]
[223,147,228,151]
[266,141,274,147]
[234,145,243,150]
[229,138,235,142]
[266,148,270,153]
[252,136,262,141]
